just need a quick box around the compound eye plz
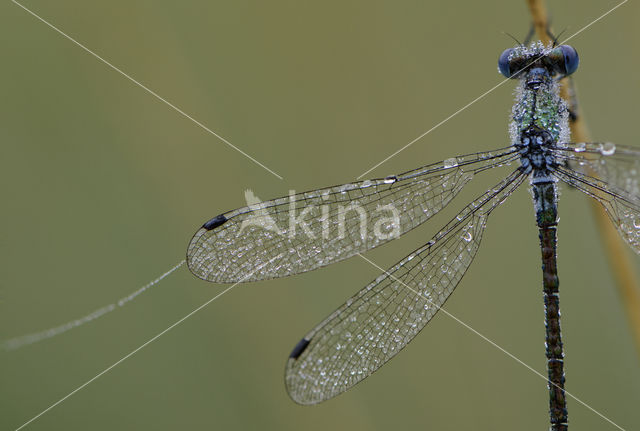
[498,48,514,77]
[559,45,579,76]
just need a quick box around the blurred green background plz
[1,1,639,430]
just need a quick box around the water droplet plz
[600,142,616,156]
[574,142,586,152]
[463,231,473,242]
[444,158,458,168]
[383,176,396,184]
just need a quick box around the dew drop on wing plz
[600,142,616,156]
[444,157,459,168]
[383,176,397,184]
[202,214,228,230]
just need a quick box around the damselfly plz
[186,42,640,431]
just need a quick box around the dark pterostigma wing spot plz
[289,338,311,359]
[202,214,228,230]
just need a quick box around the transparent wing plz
[186,148,517,283]
[552,142,640,197]
[284,169,526,405]
[552,159,640,254]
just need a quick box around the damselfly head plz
[498,43,579,79]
